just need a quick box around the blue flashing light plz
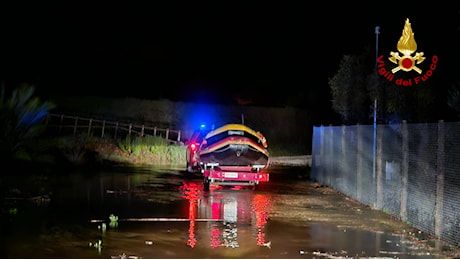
[183,103,219,133]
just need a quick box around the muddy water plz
[1,165,459,258]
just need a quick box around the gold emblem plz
[389,18,425,74]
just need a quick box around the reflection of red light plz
[180,182,200,248]
[210,226,221,248]
[187,196,198,247]
[190,143,197,151]
[257,228,266,246]
[180,182,201,200]
[252,194,271,245]
[180,182,273,249]
[253,194,269,227]
[212,202,221,220]
[188,220,197,248]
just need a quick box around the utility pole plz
[373,26,380,179]
[375,26,380,68]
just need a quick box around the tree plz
[330,47,438,125]
[367,70,437,123]
[329,53,372,125]
[447,81,460,118]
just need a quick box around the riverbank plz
[87,137,312,168]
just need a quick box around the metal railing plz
[44,113,182,143]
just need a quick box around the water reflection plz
[179,181,272,249]
[3,167,454,258]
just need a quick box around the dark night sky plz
[1,2,459,123]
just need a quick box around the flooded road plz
[1,165,459,258]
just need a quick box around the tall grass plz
[116,135,185,165]
[113,134,307,166]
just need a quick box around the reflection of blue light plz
[200,123,206,129]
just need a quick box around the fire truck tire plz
[203,177,210,191]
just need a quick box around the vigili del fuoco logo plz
[377,18,438,86]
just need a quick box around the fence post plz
[59,114,64,134]
[177,130,181,143]
[356,123,363,201]
[319,125,325,183]
[154,127,157,137]
[435,120,445,239]
[129,123,132,137]
[328,125,333,186]
[88,118,92,136]
[102,120,106,138]
[115,122,119,139]
[45,113,50,127]
[73,116,79,137]
[400,120,408,221]
[141,125,145,137]
[340,125,346,192]
[166,129,170,142]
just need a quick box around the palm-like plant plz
[0,83,56,163]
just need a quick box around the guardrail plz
[44,113,182,144]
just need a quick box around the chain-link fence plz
[311,121,460,246]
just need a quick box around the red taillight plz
[190,143,197,151]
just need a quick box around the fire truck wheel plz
[203,177,210,191]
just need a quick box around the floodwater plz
[1,165,459,259]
